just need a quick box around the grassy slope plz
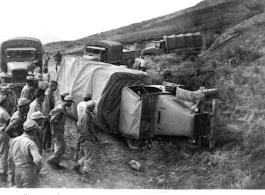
[45,0,256,54]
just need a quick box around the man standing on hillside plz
[53,51,62,72]
[46,95,74,169]
[0,101,11,182]
[42,80,58,151]
[20,76,35,102]
[71,100,97,184]
[74,93,91,161]
[42,51,50,69]
[9,120,42,188]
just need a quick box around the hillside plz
[45,0,265,54]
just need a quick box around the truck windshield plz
[6,50,35,58]
[85,48,101,55]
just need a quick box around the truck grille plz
[12,70,27,83]
[193,113,210,147]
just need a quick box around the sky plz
[0,0,202,43]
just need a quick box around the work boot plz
[47,160,58,169]
[81,172,95,184]
[71,164,81,174]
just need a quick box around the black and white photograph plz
[0,0,264,192]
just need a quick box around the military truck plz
[83,40,138,68]
[0,37,43,95]
[141,32,203,56]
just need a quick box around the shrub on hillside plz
[244,1,265,19]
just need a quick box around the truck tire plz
[127,59,135,68]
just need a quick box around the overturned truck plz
[57,55,218,148]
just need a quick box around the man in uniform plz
[53,51,62,72]
[46,95,74,169]
[42,80,57,151]
[27,88,45,120]
[9,119,42,188]
[5,98,31,186]
[0,85,10,114]
[55,91,69,107]
[74,93,91,160]
[31,111,46,155]
[7,83,18,115]
[0,100,11,182]
[33,60,41,78]
[42,51,50,68]
[71,100,97,184]
[20,76,35,102]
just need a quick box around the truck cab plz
[141,40,165,56]
[0,37,43,95]
[83,46,106,62]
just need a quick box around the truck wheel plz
[127,59,135,68]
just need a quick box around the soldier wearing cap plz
[46,95,74,169]
[7,83,18,115]
[27,88,45,121]
[54,91,70,107]
[71,100,97,184]
[20,76,35,102]
[0,72,8,85]
[9,119,42,188]
[0,98,11,182]
[42,80,58,151]
[74,93,91,161]
[0,85,10,114]
[42,51,50,68]
[31,111,46,155]
[5,98,31,186]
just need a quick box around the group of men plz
[42,51,62,72]
[0,58,98,188]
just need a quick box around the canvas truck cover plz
[1,37,43,56]
[163,32,202,50]
[56,55,151,135]
[85,40,123,61]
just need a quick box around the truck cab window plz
[21,51,34,58]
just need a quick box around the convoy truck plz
[83,40,138,68]
[141,32,203,56]
[0,37,43,95]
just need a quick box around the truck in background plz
[0,37,43,95]
[83,40,139,68]
[141,32,203,56]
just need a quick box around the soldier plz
[54,91,70,107]
[71,100,97,184]
[74,93,91,161]
[20,76,35,102]
[42,80,58,151]
[7,83,18,115]
[0,101,11,182]
[0,86,10,114]
[33,60,41,78]
[9,119,42,188]
[53,51,62,72]
[42,51,50,68]
[27,88,45,120]
[42,67,50,83]
[31,111,46,155]
[5,98,31,186]
[46,95,74,169]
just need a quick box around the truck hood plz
[141,46,157,54]
[83,55,100,61]
[7,61,33,72]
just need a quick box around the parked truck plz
[83,40,138,68]
[0,37,43,95]
[141,32,203,56]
